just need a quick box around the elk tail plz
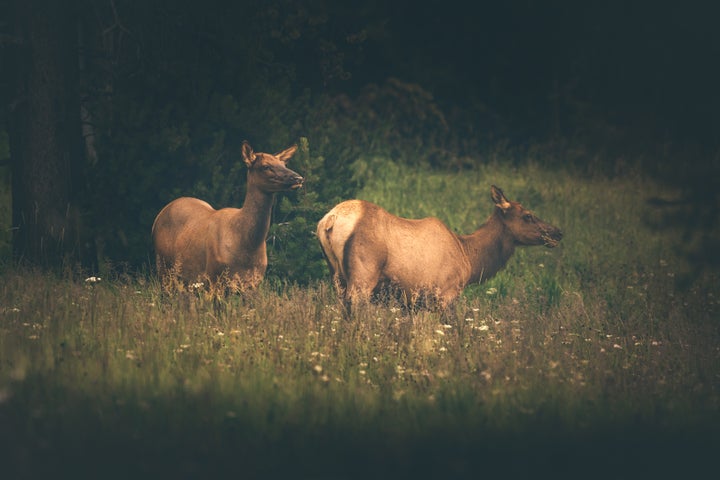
[318,214,343,279]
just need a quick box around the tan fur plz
[317,186,562,310]
[152,142,303,292]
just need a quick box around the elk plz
[152,141,303,291]
[316,185,562,310]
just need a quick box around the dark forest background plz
[1,0,719,282]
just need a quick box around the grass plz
[1,161,719,479]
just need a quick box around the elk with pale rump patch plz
[317,185,562,310]
[152,141,303,291]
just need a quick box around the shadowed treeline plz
[2,1,719,277]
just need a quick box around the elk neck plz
[231,185,277,248]
[458,210,516,284]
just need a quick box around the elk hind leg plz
[344,266,381,316]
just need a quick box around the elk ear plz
[491,185,512,212]
[275,144,298,163]
[242,141,256,167]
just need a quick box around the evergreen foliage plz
[0,1,717,283]
[66,2,467,283]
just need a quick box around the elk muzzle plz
[541,226,563,248]
[289,174,304,189]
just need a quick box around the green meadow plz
[1,161,718,479]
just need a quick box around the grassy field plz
[1,161,718,479]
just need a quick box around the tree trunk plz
[9,0,82,268]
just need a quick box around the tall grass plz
[1,162,718,479]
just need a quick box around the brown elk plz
[152,141,303,291]
[316,185,562,310]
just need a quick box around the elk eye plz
[261,165,272,171]
[523,214,534,222]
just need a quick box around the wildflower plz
[486,287,498,296]
[190,282,204,290]
[435,329,445,336]
[359,370,367,376]
[313,364,323,374]
[85,276,101,283]
[439,346,447,352]
[659,259,668,267]
[477,324,489,331]
[613,344,622,350]
[442,324,452,329]
[465,318,474,322]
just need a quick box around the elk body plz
[317,185,562,309]
[152,141,303,291]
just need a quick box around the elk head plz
[242,141,304,193]
[491,185,563,247]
